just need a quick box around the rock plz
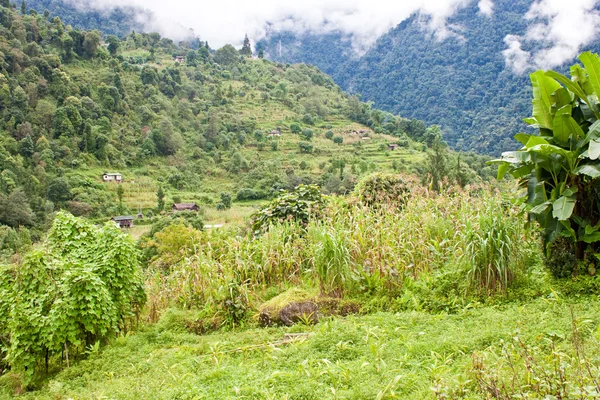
[258,288,361,327]
[279,301,319,326]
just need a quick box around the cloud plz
[63,0,483,51]
[503,0,600,73]
[477,0,493,16]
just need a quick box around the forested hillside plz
[26,0,146,38]
[0,2,492,259]
[258,0,600,154]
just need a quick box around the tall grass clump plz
[307,224,351,295]
[462,201,525,294]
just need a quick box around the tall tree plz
[156,185,165,211]
[240,34,252,57]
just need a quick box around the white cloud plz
[64,0,483,51]
[478,0,493,16]
[503,0,600,73]
[502,34,530,74]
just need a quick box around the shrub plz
[353,173,411,209]
[236,188,264,201]
[2,212,145,381]
[298,141,313,154]
[325,130,334,140]
[251,184,326,233]
[333,136,343,144]
[545,236,578,278]
[301,128,313,140]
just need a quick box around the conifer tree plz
[240,34,252,56]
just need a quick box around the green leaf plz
[553,110,584,143]
[530,70,561,129]
[574,163,600,178]
[579,51,600,98]
[514,133,531,146]
[546,70,589,105]
[589,140,600,160]
[525,135,549,148]
[497,163,510,180]
[530,201,551,214]
[553,195,576,221]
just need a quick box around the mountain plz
[26,0,147,38]
[0,3,492,258]
[257,0,600,155]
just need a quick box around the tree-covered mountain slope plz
[0,3,492,257]
[25,0,147,38]
[258,0,600,155]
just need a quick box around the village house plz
[111,216,134,228]
[174,56,185,63]
[388,143,399,151]
[267,130,281,137]
[172,202,200,212]
[102,172,122,183]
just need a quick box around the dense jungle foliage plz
[259,0,600,155]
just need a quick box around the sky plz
[67,0,600,73]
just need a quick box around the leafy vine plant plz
[0,212,145,382]
[493,51,600,262]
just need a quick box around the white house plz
[102,173,123,182]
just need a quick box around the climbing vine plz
[0,212,145,381]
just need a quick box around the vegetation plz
[494,51,600,273]
[259,0,600,155]
[0,2,492,260]
[2,3,600,399]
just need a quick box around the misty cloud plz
[503,0,600,73]
[64,0,481,51]
[477,0,494,16]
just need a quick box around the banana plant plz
[491,51,600,259]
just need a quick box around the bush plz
[353,173,411,209]
[301,128,313,140]
[325,130,334,140]
[1,212,145,381]
[236,188,265,201]
[333,136,343,144]
[545,237,578,279]
[251,184,326,233]
[298,141,313,154]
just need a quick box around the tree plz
[290,123,301,134]
[301,128,313,140]
[298,141,313,154]
[493,51,600,264]
[333,136,343,145]
[220,192,232,209]
[82,30,102,58]
[106,35,120,56]
[422,128,448,192]
[214,44,240,66]
[157,185,165,211]
[325,130,334,140]
[116,184,124,210]
[0,189,33,227]
[240,34,252,57]
[20,0,25,14]
[47,177,73,204]
[258,48,264,59]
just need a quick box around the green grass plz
[3,298,598,399]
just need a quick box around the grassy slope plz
[2,298,596,399]
[60,55,425,223]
